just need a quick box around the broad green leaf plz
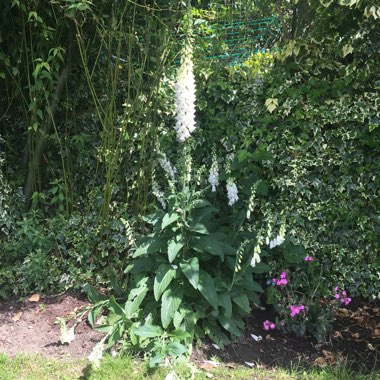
[165,342,188,356]
[154,264,176,301]
[204,321,231,349]
[233,294,251,314]
[134,324,163,338]
[87,285,106,303]
[108,296,125,316]
[251,262,271,274]
[283,244,306,263]
[161,212,179,230]
[108,323,125,348]
[173,310,185,329]
[197,271,218,309]
[237,277,264,293]
[94,324,113,333]
[88,305,102,328]
[124,257,156,274]
[133,237,164,258]
[125,279,149,318]
[188,222,209,234]
[191,199,212,208]
[218,292,232,318]
[168,237,184,263]
[161,286,183,329]
[218,315,243,336]
[169,329,191,340]
[191,236,224,259]
[179,257,199,289]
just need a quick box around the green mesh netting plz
[195,17,281,64]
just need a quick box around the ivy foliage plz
[194,0,379,298]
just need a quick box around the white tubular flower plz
[226,178,239,206]
[208,167,219,192]
[250,244,261,268]
[268,235,285,249]
[158,154,177,180]
[208,151,219,192]
[88,338,106,368]
[174,43,196,142]
[152,181,166,209]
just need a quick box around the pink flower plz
[289,304,305,318]
[263,320,276,331]
[304,256,314,261]
[272,272,288,287]
[333,287,351,306]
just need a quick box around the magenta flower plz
[273,271,288,287]
[304,256,314,261]
[263,320,276,331]
[289,304,305,318]
[333,286,351,306]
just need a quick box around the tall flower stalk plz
[174,19,196,142]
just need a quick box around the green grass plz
[0,354,378,380]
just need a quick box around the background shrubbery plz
[0,0,379,362]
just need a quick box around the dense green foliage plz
[0,0,379,367]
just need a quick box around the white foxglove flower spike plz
[226,178,238,206]
[174,42,196,142]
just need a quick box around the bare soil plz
[0,293,379,373]
[0,293,104,359]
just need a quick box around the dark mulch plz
[193,299,380,373]
[0,293,379,373]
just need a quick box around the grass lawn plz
[0,354,378,380]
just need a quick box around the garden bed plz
[0,294,378,373]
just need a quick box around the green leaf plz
[233,294,251,314]
[169,329,191,340]
[161,212,179,230]
[166,342,188,356]
[283,244,306,263]
[188,222,209,234]
[94,324,113,333]
[133,237,165,258]
[204,321,231,349]
[125,279,149,318]
[168,237,184,263]
[197,271,218,309]
[108,296,125,317]
[124,257,156,274]
[179,257,199,289]
[251,262,271,274]
[161,286,183,329]
[191,199,212,208]
[134,324,163,338]
[88,305,102,328]
[265,97,278,113]
[87,285,106,303]
[218,315,243,336]
[218,292,232,318]
[191,236,224,259]
[154,264,176,301]
[108,323,125,348]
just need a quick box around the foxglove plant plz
[174,38,196,142]
[208,149,219,192]
[226,178,239,206]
